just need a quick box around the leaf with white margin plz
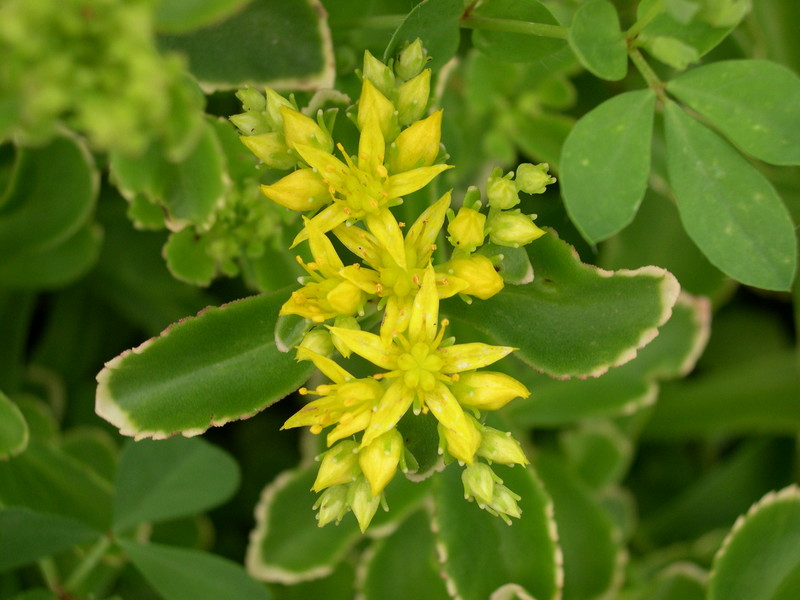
[443,229,680,379]
[433,464,561,600]
[96,289,314,439]
[709,485,800,600]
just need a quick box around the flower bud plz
[240,132,295,170]
[348,475,382,532]
[359,429,403,496]
[515,163,556,195]
[357,78,399,142]
[236,86,265,112]
[264,88,294,130]
[313,485,349,527]
[447,207,486,252]
[326,279,365,316]
[395,69,430,126]
[439,415,482,465]
[395,38,428,81]
[477,427,529,466]
[488,212,545,248]
[230,112,269,136]
[445,255,503,300]
[462,462,497,506]
[362,50,396,98]
[260,168,331,212]
[487,174,519,210]
[299,328,334,357]
[451,371,529,411]
[488,484,523,525]
[281,106,334,154]
[312,440,360,492]
[386,108,441,174]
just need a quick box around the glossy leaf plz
[471,0,566,64]
[434,463,561,600]
[119,539,271,600]
[383,0,463,71]
[359,510,449,600]
[0,135,97,257]
[535,453,623,600]
[113,437,240,532]
[561,89,656,243]
[0,440,113,530]
[0,391,28,459]
[0,507,101,572]
[443,229,680,379]
[664,101,797,291]
[0,222,102,289]
[96,289,315,439]
[158,0,334,91]
[667,60,800,165]
[709,486,800,600]
[508,293,709,425]
[568,0,627,81]
[155,0,253,34]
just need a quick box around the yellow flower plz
[329,267,517,464]
[440,254,504,300]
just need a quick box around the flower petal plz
[365,208,406,269]
[404,191,451,267]
[426,383,480,464]
[259,169,331,212]
[386,164,452,198]
[386,109,442,173]
[358,113,387,178]
[292,143,349,191]
[333,223,383,267]
[438,343,515,373]
[361,379,413,447]
[292,203,350,247]
[295,347,353,384]
[408,266,439,343]
[305,218,344,272]
[328,326,399,370]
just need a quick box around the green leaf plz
[0,135,97,258]
[568,0,628,80]
[0,391,28,459]
[433,463,561,600]
[0,440,113,530]
[246,466,360,583]
[110,120,228,230]
[535,453,623,600]
[359,510,449,600]
[119,539,271,600]
[158,0,334,91]
[561,89,656,243]
[0,507,101,572]
[709,485,800,600]
[113,437,240,532]
[639,563,707,600]
[443,229,680,379]
[383,0,464,71]
[155,0,253,34]
[471,0,566,64]
[560,421,632,491]
[511,110,574,171]
[95,288,314,439]
[664,101,797,291]
[507,292,709,425]
[667,60,800,166]
[0,222,102,290]
[163,228,217,287]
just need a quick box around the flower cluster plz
[235,41,555,531]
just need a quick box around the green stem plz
[460,15,569,39]
[626,0,664,39]
[38,558,60,592]
[63,535,112,594]
[629,47,667,101]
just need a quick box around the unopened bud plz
[281,106,334,154]
[299,328,334,357]
[478,427,529,466]
[312,440,360,492]
[260,168,331,212]
[264,88,294,130]
[488,212,545,248]
[348,475,382,532]
[386,108,441,173]
[359,429,403,496]
[462,462,497,506]
[445,254,503,300]
[447,207,486,252]
[240,132,295,170]
[395,38,428,81]
[515,163,556,195]
[362,50,396,98]
[395,69,431,126]
[314,485,350,527]
[236,87,266,112]
[488,484,523,525]
[487,173,519,210]
[230,112,269,136]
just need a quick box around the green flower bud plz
[395,69,431,126]
[240,132,295,169]
[487,484,523,525]
[445,255,504,300]
[230,112,269,136]
[313,485,349,527]
[299,328,334,357]
[348,475,382,532]
[515,163,556,195]
[359,429,403,496]
[312,440,360,492]
[462,462,497,506]
[477,427,529,466]
[451,371,530,411]
[281,106,334,154]
[362,50,396,98]
[395,38,428,81]
[447,207,486,252]
[264,88,294,130]
[236,86,265,112]
[488,212,545,248]
[487,174,519,210]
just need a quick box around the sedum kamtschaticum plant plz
[232,40,553,530]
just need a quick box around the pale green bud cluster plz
[461,462,523,525]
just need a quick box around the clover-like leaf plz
[568,0,628,81]
[96,289,314,439]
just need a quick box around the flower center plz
[397,342,443,391]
